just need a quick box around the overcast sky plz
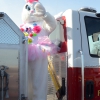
[0,0,100,26]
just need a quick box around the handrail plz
[79,50,84,100]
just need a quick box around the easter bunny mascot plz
[20,0,57,100]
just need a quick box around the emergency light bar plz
[79,7,97,13]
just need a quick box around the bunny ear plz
[26,0,38,3]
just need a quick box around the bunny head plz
[22,0,42,23]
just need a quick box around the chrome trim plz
[79,50,84,100]
[25,42,28,97]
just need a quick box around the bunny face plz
[22,2,42,23]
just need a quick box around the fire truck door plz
[78,11,100,100]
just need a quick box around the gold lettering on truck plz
[98,90,100,96]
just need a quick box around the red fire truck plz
[48,7,100,100]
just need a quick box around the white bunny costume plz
[20,0,57,100]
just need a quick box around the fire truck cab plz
[49,7,100,100]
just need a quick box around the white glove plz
[33,2,46,17]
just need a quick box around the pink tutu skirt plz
[28,36,58,61]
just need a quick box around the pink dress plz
[20,22,57,61]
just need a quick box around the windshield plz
[85,16,100,57]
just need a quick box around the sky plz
[0,0,100,26]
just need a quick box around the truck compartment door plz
[0,12,28,100]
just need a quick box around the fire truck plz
[48,7,100,100]
[0,7,100,100]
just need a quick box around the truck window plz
[85,16,100,57]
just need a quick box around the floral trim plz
[20,23,41,44]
